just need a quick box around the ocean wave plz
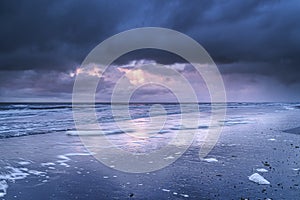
[294,105,300,109]
[0,128,74,139]
[0,102,298,140]
[0,104,72,111]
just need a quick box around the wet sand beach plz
[0,105,299,199]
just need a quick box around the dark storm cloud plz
[0,0,299,102]
[159,0,300,84]
[1,0,299,83]
[0,0,143,71]
[0,70,74,93]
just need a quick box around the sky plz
[0,0,299,102]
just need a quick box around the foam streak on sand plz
[56,152,95,167]
[17,161,31,165]
[27,170,46,176]
[0,152,94,197]
[41,162,56,167]
[201,158,218,163]
[0,166,46,197]
[256,168,268,173]
[180,194,189,198]
[0,180,8,198]
[0,166,29,180]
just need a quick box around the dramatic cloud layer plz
[0,0,299,102]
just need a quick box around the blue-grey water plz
[0,103,299,138]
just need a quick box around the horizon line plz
[0,101,299,104]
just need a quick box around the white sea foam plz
[180,194,189,198]
[201,158,218,163]
[284,106,295,110]
[65,153,95,156]
[48,166,56,170]
[57,155,71,162]
[56,152,95,167]
[0,166,29,180]
[0,165,48,197]
[162,189,170,192]
[66,130,102,136]
[0,166,46,181]
[268,138,276,141]
[248,173,270,185]
[256,168,268,173]
[59,163,70,167]
[28,170,46,176]
[55,152,95,167]
[164,156,175,160]
[56,155,70,166]
[17,161,31,165]
[0,180,8,198]
[41,162,56,167]
[19,167,28,171]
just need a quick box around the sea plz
[0,102,299,139]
